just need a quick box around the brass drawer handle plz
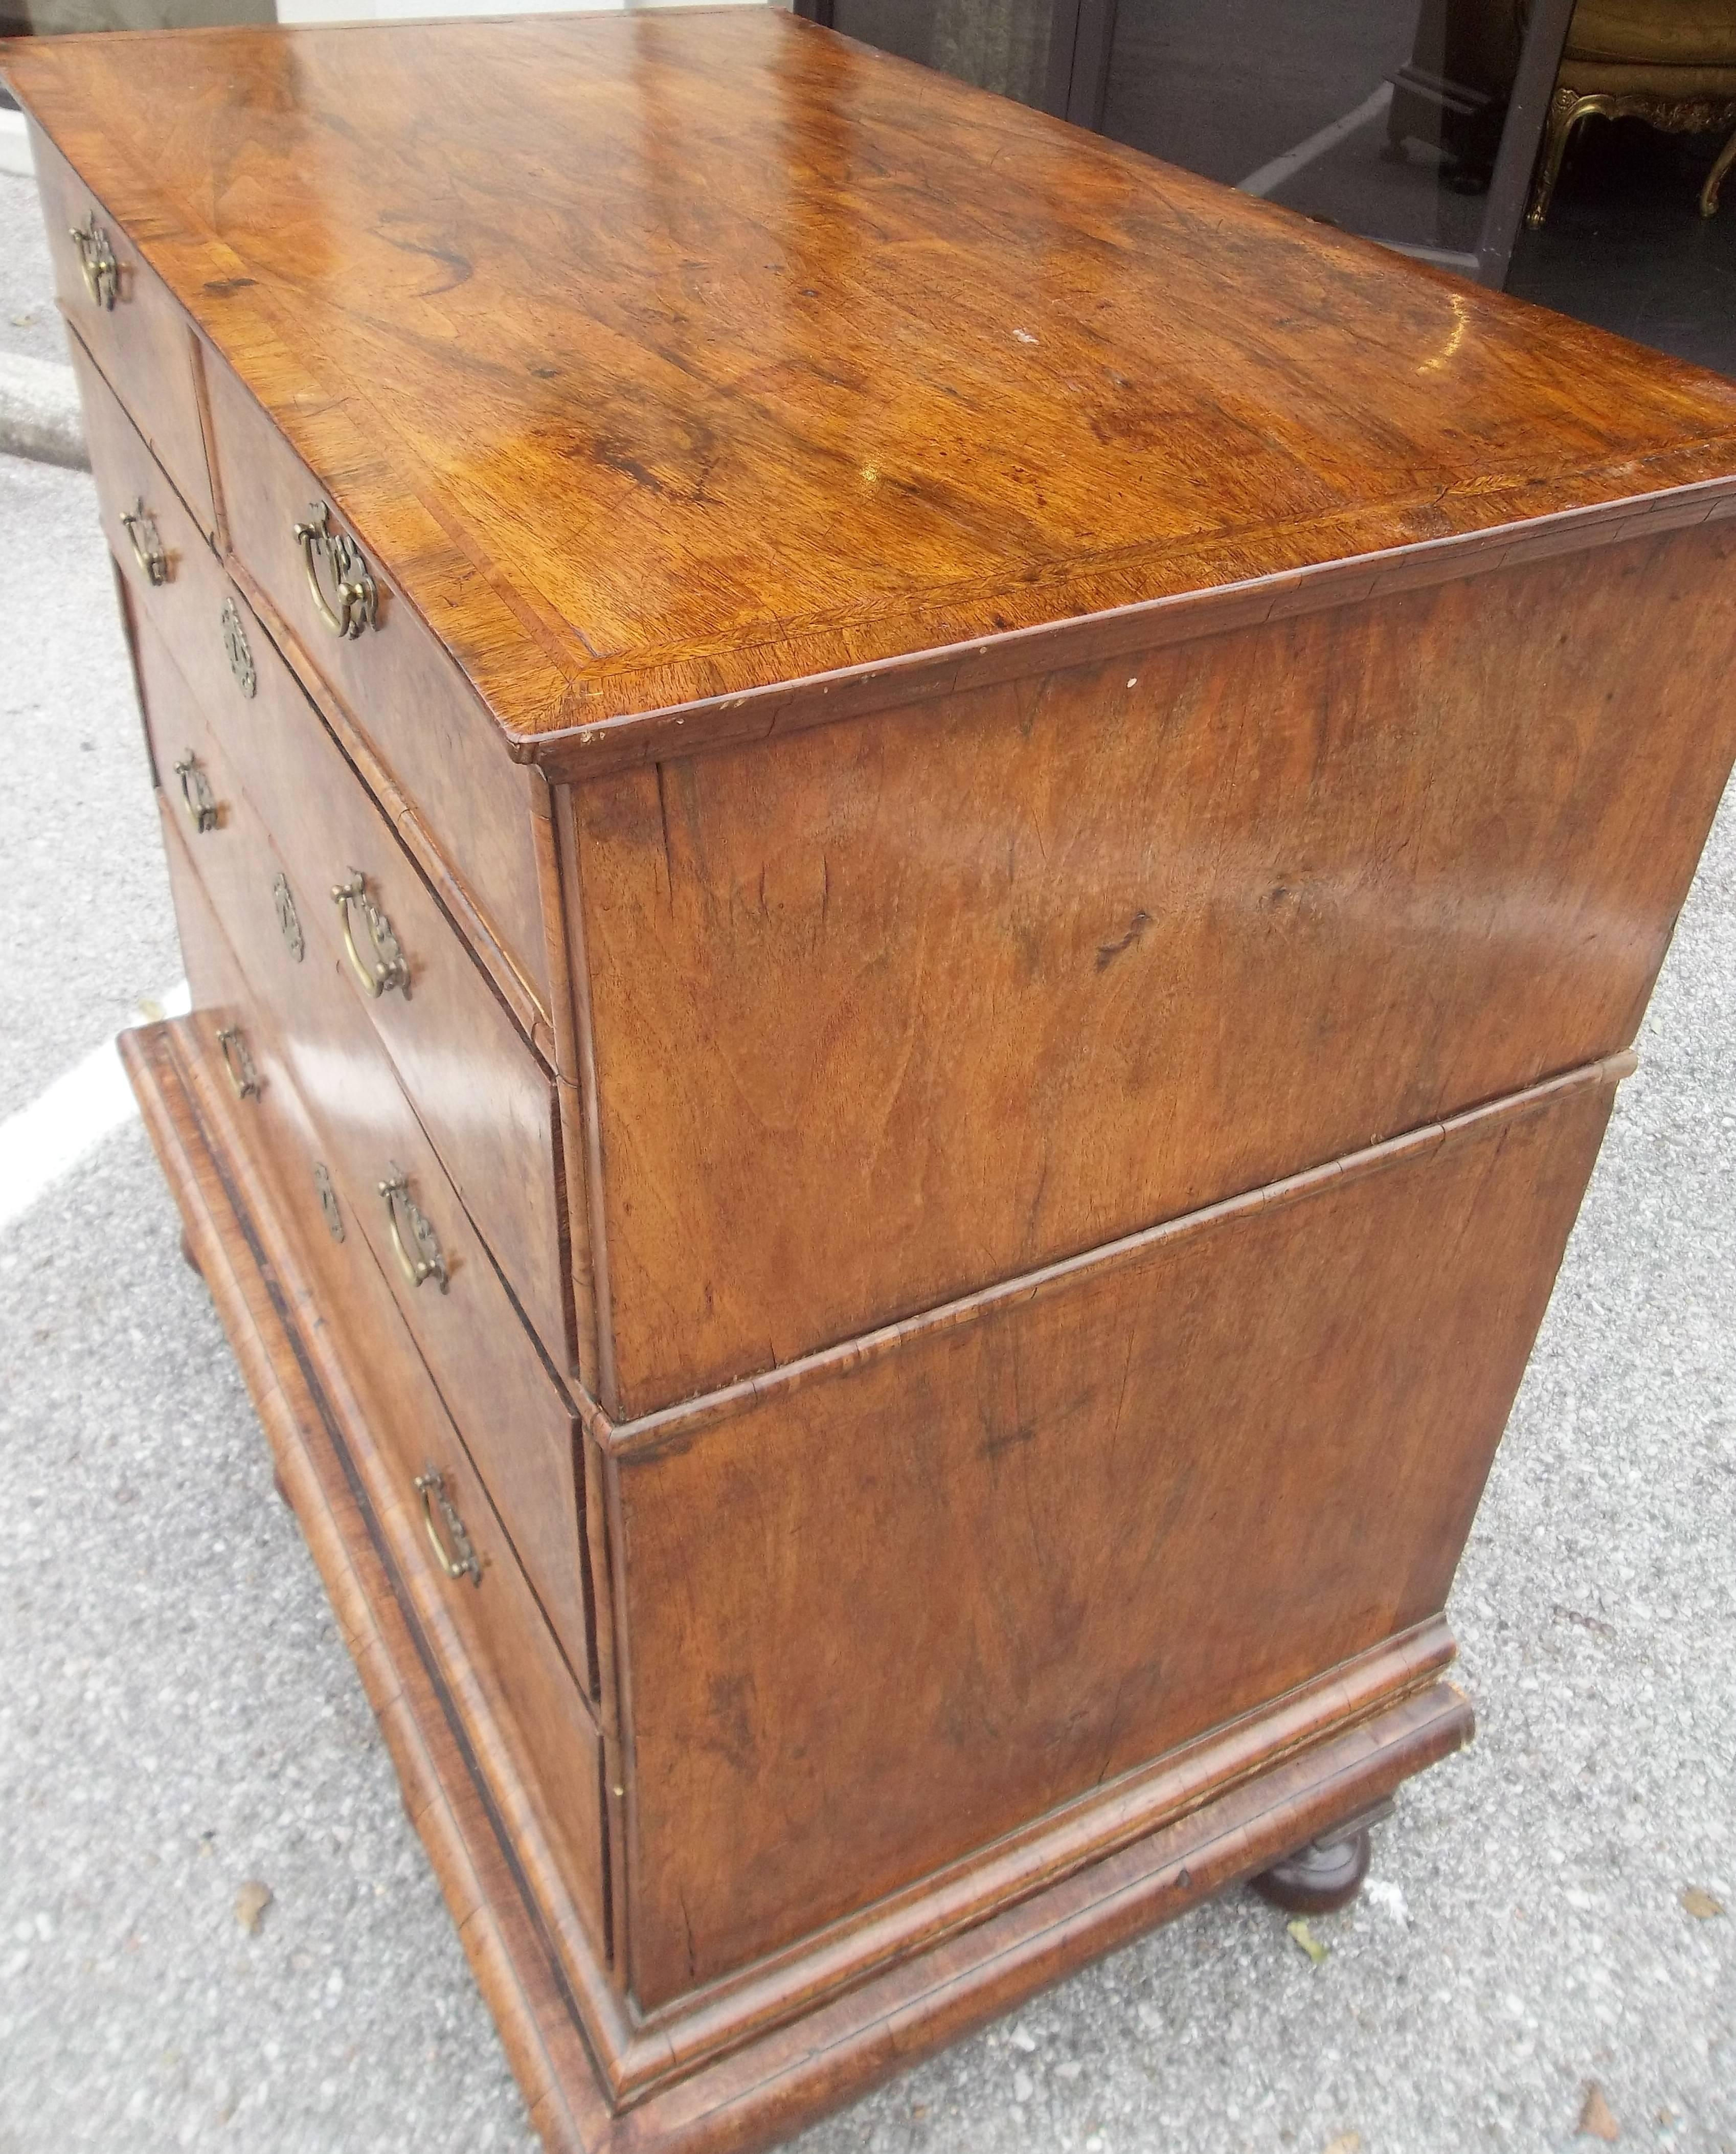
[120,499,170,585]
[69,212,119,309]
[215,1024,259,1099]
[378,1163,448,1291]
[331,869,410,999]
[173,750,219,834]
[414,1470,481,1586]
[220,598,257,700]
[294,502,377,639]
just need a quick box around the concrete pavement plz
[1,460,1733,2153]
[1,168,59,369]
[1,170,86,467]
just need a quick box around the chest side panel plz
[576,522,1736,1413]
[612,1068,1618,2004]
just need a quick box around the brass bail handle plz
[414,1470,481,1586]
[293,502,378,640]
[378,1163,448,1292]
[330,869,410,999]
[173,751,218,834]
[120,500,170,585]
[214,1025,258,1100]
[69,212,118,309]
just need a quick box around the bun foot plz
[179,1227,204,1278]
[1250,1801,1390,1914]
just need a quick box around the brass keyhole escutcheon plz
[215,1024,259,1100]
[174,751,219,834]
[220,597,257,699]
[312,1162,344,1243]
[120,500,170,585]
[378,1163,447,1292]
[331,869,410,999]
[414,1469,481,1586]
[294,501,378,640]
[69,212,118,309]
[273,872,305,962]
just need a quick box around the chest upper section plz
[9,6,1736,751]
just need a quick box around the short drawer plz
[35,127,216,541]
[141,641,595,1699]
[89,342,574,1373]
[162,828,607,1959]
[199,344,552,1020]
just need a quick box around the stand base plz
[124,1015,1475,2154]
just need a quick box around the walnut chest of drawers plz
[10,10,1736,2147]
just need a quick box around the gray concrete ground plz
[1,168,62,368]
[0,453,177,1119]
[0,171,88,468]
[2,367,1734,2154]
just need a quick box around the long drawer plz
[198,342,552,1020]
[138,622,595,1697]
[36,130,217,541]
[162,817,608,1957]
[80,337,576,1374]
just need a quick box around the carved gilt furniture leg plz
[1527,85,1594,227]
[1249,1799,1393,1915]
[1702,125,1736,214]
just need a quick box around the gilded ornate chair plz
[1528,0,1736,223]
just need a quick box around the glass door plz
[800,0,1576,286]
[826,0,1062,109]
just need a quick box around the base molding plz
[125,1014,1475,2154]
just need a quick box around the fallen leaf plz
[1286,1917,1328,1965]
[1682,1886,1726,1920]
[234,1881,274,1937]
[1323,2135,1362,2154]
[1578,2080,1620,2142]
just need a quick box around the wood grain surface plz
[9,8,1736,754]
[32,123,218,540]
[140,654,596,1698]
[74,337,578,1368]
[610,1061,1619,2001]
[120,1005,1482,2150]
[122,1011,618,2023]
[31,10,1735,2139]
[199,345,556,1005]
[576,522,1736,1412]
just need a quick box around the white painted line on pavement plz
[0,983,190,1235]
[0,350,88,471]
[1237,83,1393,199]
[0,108,35,181]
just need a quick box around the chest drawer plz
[87,342,575,1373]
[35,128,216,542]
[199,347,552,1023]
[141,631,595,1698]
[162,820,607,1960]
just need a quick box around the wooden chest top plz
[10,5,1736,772]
